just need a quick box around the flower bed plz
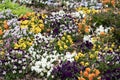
[0,0,120,80]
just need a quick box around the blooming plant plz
[0,49,31,80]
[78,67,101,80]
[52,61,82,80]
[57,33,73,51]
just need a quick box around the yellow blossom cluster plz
[76,7,99,14]
[57,33,73,51]
[14,37,33,50]
[75,52,89,66]
[20,12,46,34]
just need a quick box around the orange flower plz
[85,26,90,33]
[0,29,3,35]
[26,12,31,16]
[95,69,100,76]
[78,23,83,29]
[80,71,83,76]
[85,28,89,33]
[83,71,89,77]
[4,21,9,29]
[78,77,85,80]
[100,31,105,36]
[88,74,93,80]
[111,0,115,6]
[85,68,91,73]
[91,73,95,78]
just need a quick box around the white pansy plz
[83,35,92,42]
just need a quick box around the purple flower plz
[52,61,82,80]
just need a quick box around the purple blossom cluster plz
[52,61,82,80]
[45,13,79,38]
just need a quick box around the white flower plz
[58,10,65,16]
[83,35,92,42]
[13,70,16,74]
[3,71,6,75]
[40,72,44,76]
[22,66,26,70]
[13,66,17,69]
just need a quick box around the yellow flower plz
[20,25,28,29]
[80,61,84,66]
[64,45,68,49]
[22,20,29,25]
[61,37,66,41]
[31,18,35,22]
[111,43,115,48]
[31,22,35,25]
[104,47,108,50]
[90,54,94,59]
[27,41,33,46]
[39,20,43,23]
[59,46,63,50]
[66,40,69,43]
[0,51,5,55]
[19,38,24,44]
[39,24,44,30]
[57,41,61,46]
[109,48,113,51]
[75,55,79,61]
[0,40,3,44]
[42,14,47,19]
[64,32,66,35]
[20,43,26,50]
[14,43,19,49]
[34,27,42,34]
[67,35,71,39]
[69,40,73,44]
[78,52,83,57]
[95,51,99,54]
[85,62,89,66]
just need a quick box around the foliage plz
[0,0,32,16]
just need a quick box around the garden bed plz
[0,0,120,80]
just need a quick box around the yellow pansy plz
[67,35,71,38]
[80,61,84,66]
[59,46,63,50]
[39,20,43,23]
[66,40,69,43]
[19,38,24,43]
[57,41,61,46]
[0,40,3,44]
[90,54,95,59]
[104,46,108,50]
[111,43,115,48]
[64,32,67,35]
[39,24,44,30]
[85,62,89,66]
[62,37,65,41]
[109,48,113,51]
[20,43,26,50]
[34,27,41,34]
[31,18,35,22]
[69,40,73,44]
[0,50,5,55]
[75,55,79,61]
[20,25,28,29]
[22,20,29,25]
[14,43,19,49]
[78,52,85,57]
[31,22,35,25]
[64,45,68,49]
